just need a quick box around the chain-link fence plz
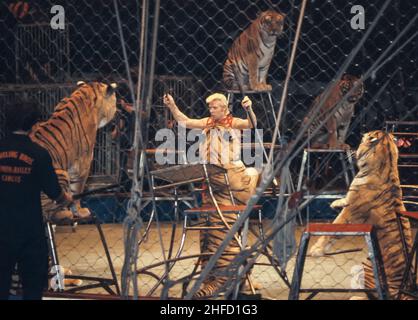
[1,0,417,300]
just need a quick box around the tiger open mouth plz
[270,28,283,36]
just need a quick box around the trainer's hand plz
[241,96,252,110]
[163,93,175,109]
[119,99,134,113]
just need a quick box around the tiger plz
[223,10,285,92]
[308,130,413,299]
[303,74,364,150]
[29,81,117,221]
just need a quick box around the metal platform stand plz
[126,148,198,247]
[46,213,120,296]
[396,211,418,299]
[289,223,389,300]
[180,204,262,298]
[136,163,250,297]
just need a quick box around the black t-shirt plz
[119,109,134,149]
[0,134,62,240]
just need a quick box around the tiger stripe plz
[29,81,117,219]
[309,131,413,299]
[223,10,285,91]
[195,120,258,298]
[304,75,364,148]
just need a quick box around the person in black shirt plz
[111,99,134,192]
[0,101,72,300]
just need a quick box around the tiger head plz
[258,10,285,37]
[339,74,364,103]
[76,81,118,128]
[356,130,398,172]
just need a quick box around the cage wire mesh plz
[0,0,417,299]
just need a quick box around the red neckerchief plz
[206,114,233,129]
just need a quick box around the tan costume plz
[165,95,258,297]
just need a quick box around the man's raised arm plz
[163,94,207,129]
[232,96,257,129]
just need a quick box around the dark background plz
[1,0,417,138]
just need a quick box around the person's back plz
[0,133,62,240]
[0,101,71,300]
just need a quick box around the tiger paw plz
[76,207,91,219]
[51,209,74,222]
[308,244,326,257]
[61,267,83,287]
[349,295,368,300]
[336,143,351,150]
[330,198,347,209]
[252,83,272,92]
[64,279,83,287]
[310,143,328,150]
[243,279,263,291]
[229,83,250,92]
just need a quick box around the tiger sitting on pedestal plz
[303,75,364,150]
[223,10,285,92]
[29,81,118,222]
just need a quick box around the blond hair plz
[206,93,228,107]
[206,93,230,115]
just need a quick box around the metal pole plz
[268,0,308,165]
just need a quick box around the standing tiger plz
[303,75,364,149]
[308,130,413,299]
[223,10,285,92]
[29,81,117,221]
